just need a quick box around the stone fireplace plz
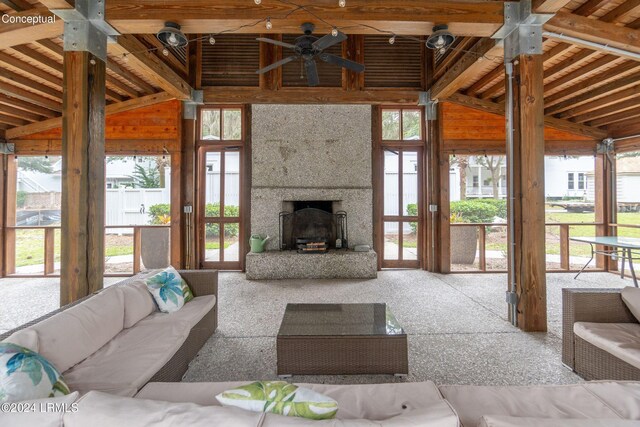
[246,104,377,279]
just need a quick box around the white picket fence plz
[106,188,170,234]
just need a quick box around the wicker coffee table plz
[276,303,408,377]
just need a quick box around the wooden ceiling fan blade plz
[256,56,297,74]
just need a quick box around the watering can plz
[250,234,270,253]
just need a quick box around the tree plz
[18,157,55,173]
[130,163,160,188]
[108,155,168,188]
[475,155,504,199]
[450,155,470,200]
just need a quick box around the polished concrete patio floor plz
[0,271,629,385]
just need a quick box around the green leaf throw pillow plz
[0,342,70,403]
[145,267,193,312]
[216,381,338,420]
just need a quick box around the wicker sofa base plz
[574,335,640,381]
[277,335,408,376]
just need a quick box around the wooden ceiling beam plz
[0,94,59,118]
[533,0,573,14]
[0,81,62,111]
[0,68,61,99]
[552,78,640,117]
[573,0,610,17]
[202,87,420,104]
[434,37,479,81]
[1,0,34,11]
[0,113,28,127]
[465,64,503,97]
[0,10,63,49]
[430,38,503,100]
[542,49,598,81]
[108,35,192,100]
[572,97,640,123]
[102,1,505,37]
[5,91,174,140]
[589,105,640,127]
[545,12,640,58]
[447,92,607,139]
[600,0,640,24]
[544,62,640,107]
[0,51,63,88]
[0,103,45,122]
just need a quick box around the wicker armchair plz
[562,288,640,381]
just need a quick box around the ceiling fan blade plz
[312,31,347,51]
[319,53,365,73]
[305,60,320,87]
[256,56,297,74]
[256,37,297,50]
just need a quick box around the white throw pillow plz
[0,343,70,403]
[216,381,338,420]
[621,286,640,323]
[144,267,190,313]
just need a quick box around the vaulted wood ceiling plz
[0,0,639,142]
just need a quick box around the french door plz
[197,106,246,270]
[376,107,425,268]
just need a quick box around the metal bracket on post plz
[598,138,615,154]
[183,90,204,120]
[492,1,551,63]
[419,91,439,121]
[0,142,15,154]
[53,0,119,63]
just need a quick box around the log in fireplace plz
[279,201,348,252]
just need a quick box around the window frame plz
[380,107,424,145]
[198,106,245,146]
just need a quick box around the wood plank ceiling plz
[0,0,639,141]
[436,0,640,139]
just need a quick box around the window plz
[473,176,479,188]
[200,108,242,141]
[381,108,422,141]
[578,173,585,190]
[568,173,574,190]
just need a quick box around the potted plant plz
[450,212,478,265]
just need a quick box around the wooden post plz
[479,225,486,271]
[44,227,55,275]
[560,224,570,270]
[510,54,547,332]
[259,34,282,91]
[5,155,16,275]
[133,227,141,273]
[343,35,364,91]
[60,51,106,305]
[595,152,615,270]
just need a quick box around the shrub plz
[149,203,240,238]
[148,204,170,225]
[16,191,27,209]
[406,204,418,233]
[473,199,507,219]
[450,200,497,223]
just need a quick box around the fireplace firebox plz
[279,202,347,252]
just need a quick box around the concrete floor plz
[0,271,629,386]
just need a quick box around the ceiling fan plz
[255,23,365,87]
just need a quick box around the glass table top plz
[277,303,405,337]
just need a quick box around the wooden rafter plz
[589,105,640,127]
[5,91,175,140]
[447,92,607,139]
[0,10,63,49]
[545,12,640,60]
[572,97,640,124]
[202,87,420,104]
[0,94,58,118]
[600,0,640,24]
[533,0,572,13]
[0,103,44,122]
[430,38,502,100]
[573,0,610,17]
[1,0,33,11]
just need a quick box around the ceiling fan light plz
[157,22,188,48]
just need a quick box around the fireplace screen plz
[279,208,347,253]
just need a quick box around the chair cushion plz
[621,287,640,323]
[582,381,640,419]
[64,391,263,427]
[478,416,638,427]
[0,343,70,403]
[30,286,125,373]
[1,391,79,427]
[120,281,157,329]
[574,322,640,369]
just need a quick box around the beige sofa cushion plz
[439,383,623,427]
[137,381,446,421]
[120,281,157,328]
[621,287,640,323]
[1,329,38,352]
[63,310,192,396]
[30,286,125,373]
[478,416,638,427]
[0,391,79,427]
[64,391,264,427]
[574,322,640,369]
[582,381,640,420]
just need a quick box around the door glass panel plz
[204,223,220,262]
[382,110,400,140]
[404,222,418,261]
[402,111,421,140]
[384,222,400,260]
[223,109,242,140]
[205,152,221,207]
[384,151,399,216]
[224,223,240,262]
[201,109,221,140]
[403,151,418,216]
[224,151,240,217]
